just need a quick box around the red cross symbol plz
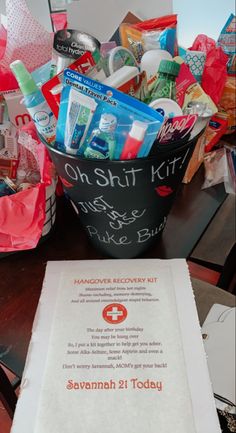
[102,303,128,324]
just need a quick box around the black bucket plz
[46,134,199,258]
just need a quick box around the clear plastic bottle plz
[86,113,117,159]
[150,60,180,102]
[84,136,109,159]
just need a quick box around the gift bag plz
[0,123,56,252]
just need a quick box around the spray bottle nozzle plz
[10,60,38,96]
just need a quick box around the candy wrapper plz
[119,14,178,63]
[217,14,236,76]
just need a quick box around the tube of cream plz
[65,88,97,155]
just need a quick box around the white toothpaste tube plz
[65,88,97,155]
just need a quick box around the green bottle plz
[150,60,180,102]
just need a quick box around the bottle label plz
[28,100,56,144]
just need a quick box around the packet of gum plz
[119,24,144,63]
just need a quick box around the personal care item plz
[51,29,101,75]
[217,14,236,76]
[56,70,163,159]
[84,136,109,159]
[65,89,98,155]
[149,98,183,118]
[2,63,51,129]
[105,46,138,75]
[86,113,117,159]
[102,65,139,88]
[184,50,206,83]
[156,114,198,144]
[10,60,57,146]
[150,60,180,102]
[176,62,218,114]
[120,14,178,63]
[120,120,148,159]
[42,52,100,119]
[118,71,149,102]
[140,49,173,80]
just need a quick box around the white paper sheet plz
[11,259,221,433]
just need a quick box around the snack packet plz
[217,14,236,76]
[175,62,218,114]
[120,14,178,64]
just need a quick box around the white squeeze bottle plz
[10,60,57,146]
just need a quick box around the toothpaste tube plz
[65,89,97,155]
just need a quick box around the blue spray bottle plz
[10,60,57,146]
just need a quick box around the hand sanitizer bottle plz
[86,113,117,159]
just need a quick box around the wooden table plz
[0,166,228,378]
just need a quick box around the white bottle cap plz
[129,120,148,141]
[99,113,117,132]
[140,50,173,79]
[149,98,183,118]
